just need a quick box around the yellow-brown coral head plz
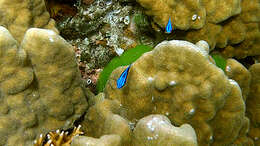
[136,0,206,30]
[105,40,250,145]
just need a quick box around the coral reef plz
[133,115,197,146]
[185,0,260,58]
[81,92,198,146]
[135,0,260,59]
[0,0,58,42]
[105,40,251,145]
[0,26,88,145]
[136,0,206,30]
[136,0,241,30]
[247,63,260,145]
[0,0,259,145]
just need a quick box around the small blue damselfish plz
[117,64,132,89]
[166,17,173,33]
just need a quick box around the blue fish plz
[166,17,173,33]
[117,64,132,89]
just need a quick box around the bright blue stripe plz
[166,18,172,33]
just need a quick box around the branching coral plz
[34,125,84,146]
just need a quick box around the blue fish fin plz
[166,17,173,33]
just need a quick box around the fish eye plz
[87,78,92,85]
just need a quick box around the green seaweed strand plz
[97,45,153,93]
[211,54,227,72]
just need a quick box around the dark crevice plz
[235,56,255,69]
[73,111,87,127]
[44,0,78,20]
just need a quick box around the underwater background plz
[0,0,259,145]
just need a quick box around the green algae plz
[97,45,153,93]
[211,54,227,72]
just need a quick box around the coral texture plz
[0,26,88,146]
[105,40,251,145]
[185,0,260,58]
[71,135,122,146]
[136,0,241,30]
[133,114,197,146]
[82,92,198,146]
[0,0,58,42]
[247,63,260,145]
[225,58,251,101]
[185,18,247,52]
[201,0,241,23]
[135,0,259,58]
[82,93,131,145]
[136,0,206,30]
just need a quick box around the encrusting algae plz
[34,125,84,146]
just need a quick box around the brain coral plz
[0,0,58,42]
[0,26,88,145]
[105,40,252,145]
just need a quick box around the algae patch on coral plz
[97,45,153,93]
